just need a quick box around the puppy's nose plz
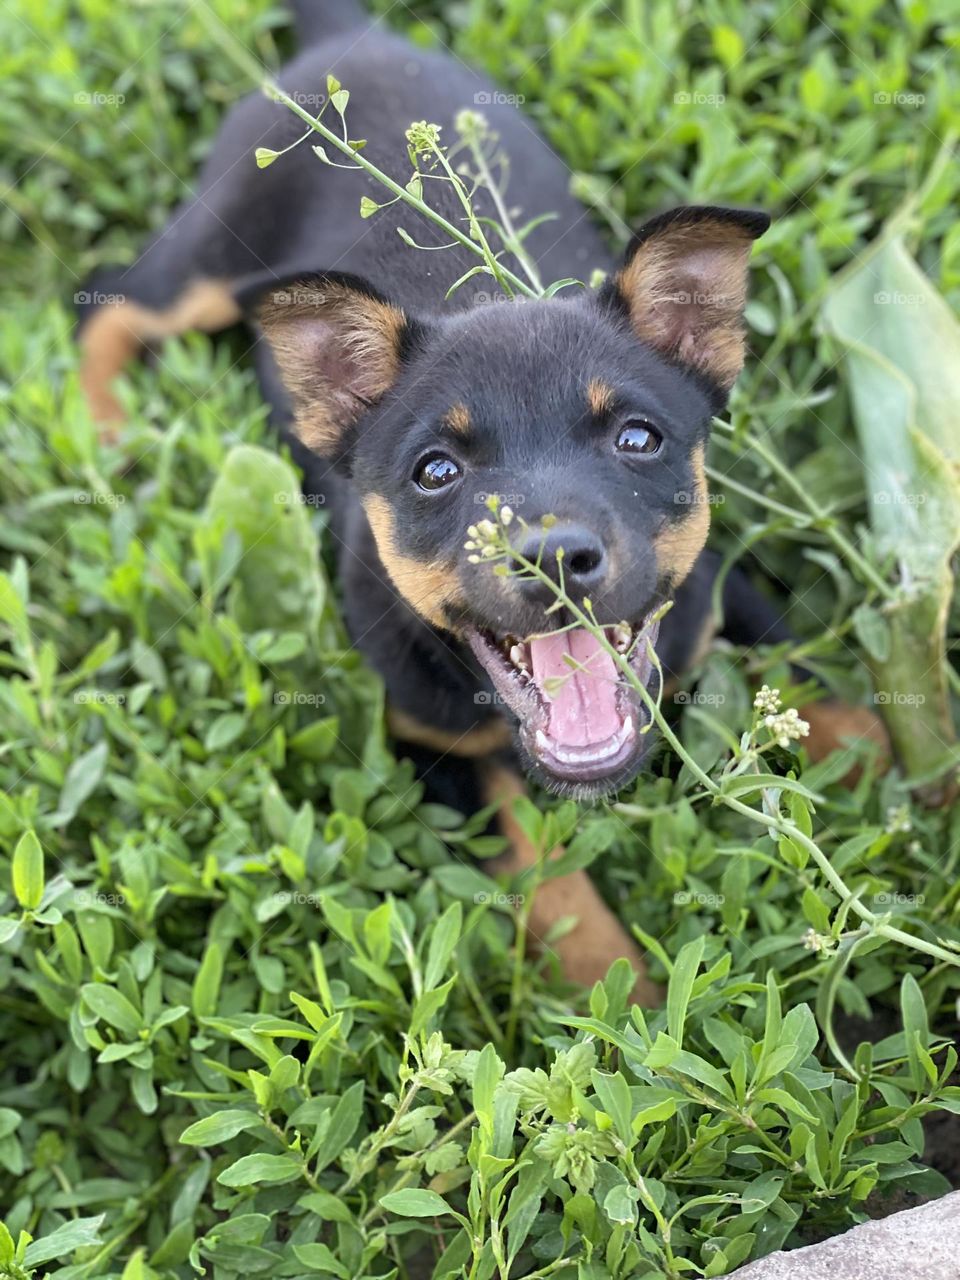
[516,524,608,600]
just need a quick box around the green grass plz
[1,1,959,1277]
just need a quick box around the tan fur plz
[258,281,407,454]
[79,280,240,436]
[799,700,890,787]
[443,403,471,436]
[483,764,661,1005]
[616,221,755,389]
[586,379,614,416]
[363,494,461,631]
[388,707,511,756]
[655,443,710,585]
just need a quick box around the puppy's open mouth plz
[467,617,660,790]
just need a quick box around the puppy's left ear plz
[599,205,770,396]
[252,273,425,457]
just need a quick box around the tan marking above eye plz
[653,442,710,586]
[586,378,615,416]
[443,403,471,436]
[362,493,462,632]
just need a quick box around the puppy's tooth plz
[613,622,631,651]
[509,643,528,671]
[535,730,549,751]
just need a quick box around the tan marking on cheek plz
[79,280,240,438]
[586,379,614,416]
[363,494,461,631]
[388,707,511,756]
[654,443,710,586]
[443,403,471,436]
[481,764,661,1005]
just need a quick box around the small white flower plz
[754,684,781,716]
[763,705,810,748]
[885,804,912,834]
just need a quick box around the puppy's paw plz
[526,871,662,1007]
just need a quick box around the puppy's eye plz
[615,420,662,456]
[415,453,462,491]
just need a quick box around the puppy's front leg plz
[482,764,660,1005]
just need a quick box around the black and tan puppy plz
[77,0,883,999]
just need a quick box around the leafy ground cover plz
[1,1,959,1277]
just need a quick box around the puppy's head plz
[257,205,769,797]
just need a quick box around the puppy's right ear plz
[254,274,424,455]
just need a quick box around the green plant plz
[2,0,960,1275]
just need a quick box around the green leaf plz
[81,983,143,1037]
[179,1109,263,1146]
[204,711,245,752]
[217,1153,301,1186]
[54,741,109,826]
[192,942,224,1018]
[666,935,704,1045]
[11,829,44,910]
[424,901,462,990]
[591,1070,633,1143]
[255,146,279,168]
[293,1243,350,1276]
[603,1183,638,1226]
[313,1078,364,1173]
[379,1187,454,1217]
[23,1215,105,1266]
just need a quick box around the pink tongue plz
[527,629,622,746]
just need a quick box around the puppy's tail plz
[290,0,367,46]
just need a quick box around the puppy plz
[77,0,883,1000]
